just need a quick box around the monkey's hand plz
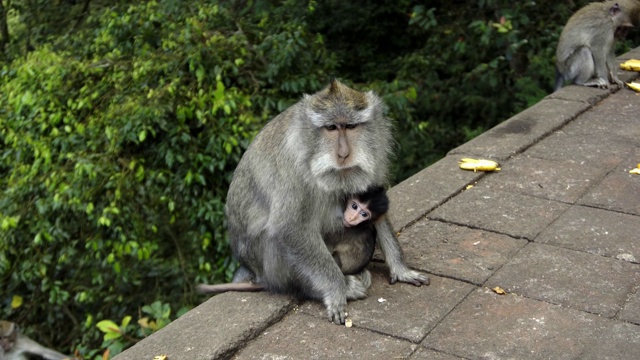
[613,78,624,88]
[389,267,430,286]
[323,296,347,324]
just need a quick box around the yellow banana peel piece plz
[627,82,640,92]
[630,164,640,175]
[458,158,501,172]
[620,59,640,72]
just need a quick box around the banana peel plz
[630,163,640,175]
[620,59,640,72]
[459,158,501,172]
[627,82,640,92]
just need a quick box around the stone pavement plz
[115,47,640,360]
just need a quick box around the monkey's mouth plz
[342,219,353,228]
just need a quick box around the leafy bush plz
[1,1,335,356]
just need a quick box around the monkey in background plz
[210,80,428,324]
[0,320,70,360]
[198,186,390,293]
[554,1,633,92]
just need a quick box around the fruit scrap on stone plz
[459,158,501,172]
[620,59,640,71]
[627,82,640,92]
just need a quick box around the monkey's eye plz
[325,124,338,131]
[351,202,358,210]
[360,211,369,218]
[345,123,358,130]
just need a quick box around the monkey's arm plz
[375,218,430,286]
[13,335,69,360]
[288,229,352,324]
[606,44,624,86]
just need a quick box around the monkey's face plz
[343,199,371,227]
[321,122,362,168]
[302,81,392,194]
[308,114,381,193]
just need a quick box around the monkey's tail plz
[197,282,265,294]
[554,67,565,92]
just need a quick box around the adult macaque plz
[198,186,390,293]
[328,186,389,275]
[554,1,633,91]
[0,320,70,360]
[213,80,428,324]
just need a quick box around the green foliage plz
[1,1,334,357]
[93,301,187,357]
[1,0,639,357]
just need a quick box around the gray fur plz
[225,80,429,324]
[555,1,633,92]
[0,321,69,360]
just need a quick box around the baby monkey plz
[329,186,389,275]
[198,186,389,294]
[554,1,633,91]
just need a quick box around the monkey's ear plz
[609,3,622,16]
[329,79,341,94]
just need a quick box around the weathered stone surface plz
[387,155,483,231]
[113,292,293,360]
[580,322,640,360]
[410,347,467,360]
[233,312,417,359]
[397,219,527,285]
[486,243,640,317]
[477,155,609,203]
[620,290,640,325]
[524,127,634,169]
[546,85,610,105]
[424,288,611,360]
[537,205,640,261]
[448,98,591,160]
[428,187,570,240]
[299,265,474,343]
[565,87,640,140]
[579,153,640,216]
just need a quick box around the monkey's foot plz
[345,270,371,300]
[581,78,609,88]
[389,268,430,286]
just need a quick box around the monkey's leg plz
[330,230,375,275]
[375,219,430,286]
[569,48,607,88]
[232,264,256,283]
[344,269,372,301]
[266,232,350,324]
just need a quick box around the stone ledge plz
[448,98,592,161]
[113,292,293,360]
